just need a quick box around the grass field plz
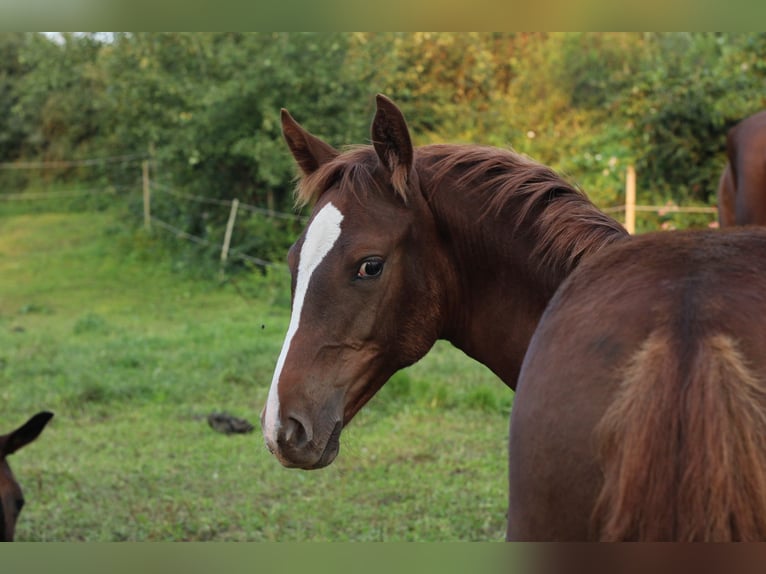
[0,201,513,541]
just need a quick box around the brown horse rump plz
[508,228,766,541]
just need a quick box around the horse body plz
[718,110,766,226]
[262,95,766,541]
[509,229,766,541]
[0,411,53,541]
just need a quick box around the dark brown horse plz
[717,110,766,226]
[0,411,53,541]
[260,97,623,476]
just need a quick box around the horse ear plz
[372,94,413,198]
[1,411,53,457]
[281,109,339,176]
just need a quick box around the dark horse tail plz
[591,330,766,541]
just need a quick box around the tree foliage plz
[623,33,766,203]
[2,32,766,263]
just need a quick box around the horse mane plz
[420,144,628,285]
[293,143,627,286]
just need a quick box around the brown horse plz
[260,96,625,469]
[509,228,766,541]
[717,110,766,226]
[0,411,53,541]
[716,162,735,226]
[263,95,766,542]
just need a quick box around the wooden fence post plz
[625,165,636,234]
[220,198,240,276]
[142,160,151,231]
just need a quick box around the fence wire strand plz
[0,182,140,201]
[151,181,233,207]
[151,180,308,222]
[149,217,211,247]
[0,153,148,170]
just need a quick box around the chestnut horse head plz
[0,411,53,541]
[261,94,626,470]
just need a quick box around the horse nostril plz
[284,415,312,449]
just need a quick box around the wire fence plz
[2,155,722,270]
[0,154,306,272]
[149,180,308,222]
[602,165,718,233]
[145,173,305,271]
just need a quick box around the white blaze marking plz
[263,202,344,446]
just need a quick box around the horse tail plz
[591,330,766,541]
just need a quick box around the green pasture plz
[0,204,512,541]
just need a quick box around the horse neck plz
[419,148,628,389]
[427,190,555,388]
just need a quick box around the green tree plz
[623,33,766,204]
[7,32,766,258]
[0,33,32,163]
[11,33,103,161]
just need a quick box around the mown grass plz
[0,201,512,541]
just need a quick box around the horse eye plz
[357,259,384,279]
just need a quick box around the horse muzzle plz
[262,413,343,470]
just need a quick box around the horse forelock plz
[294,146,409,209]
